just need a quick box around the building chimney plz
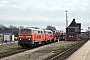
[73,18,75,21]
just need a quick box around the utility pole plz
[88,27,90,40]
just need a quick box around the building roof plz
[68,18,78,28]
[77,23,81,27]
[0,28,12,34]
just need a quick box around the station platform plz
[67,40,90,60]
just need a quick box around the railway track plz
[0,48,29,59]
[0,41,55,59]
[0,40,87,60]
[44,40,88,60]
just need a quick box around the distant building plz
[76,23,81,34]
[66,18,81,40]
[0,28,14,42]
[0,28,12,34]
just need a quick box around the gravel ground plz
[0,41,79,60]
[0,41,21,53]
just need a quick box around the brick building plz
[66,18,81,40]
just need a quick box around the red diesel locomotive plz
[18,28,54,48]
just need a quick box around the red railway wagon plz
[53,30,66,41]
[18,28,54,48]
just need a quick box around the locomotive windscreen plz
[20,29,24,34]
[20,29,30,34]
[26,29,30,34]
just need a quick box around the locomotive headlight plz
[20,39,21,40]
[29,39,30,40]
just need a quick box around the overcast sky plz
[0,0,90,31]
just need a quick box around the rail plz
[44,40,88,60]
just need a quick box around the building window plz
[69,35,73,38]
[75,28,79,32]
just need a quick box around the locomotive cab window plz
[41,31,43,33]
[47,31,53,34]
[25,29,30,34]
[38,31,41,33]
[33,30,38,34]
[48,32,52,34]
[41,31,44,33]
[20,29,25,34]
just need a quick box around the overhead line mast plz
[65,10,68,28]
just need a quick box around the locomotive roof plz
[23,28,44,31]
[44,30,52,32]
[21,28,52,32]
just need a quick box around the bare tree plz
[46,25,56,31]
[9,25,18,30]
[18,26,25,30]
[0,24,7,29]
